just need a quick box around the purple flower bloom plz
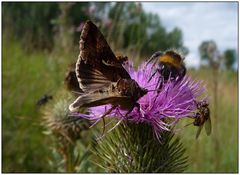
[73,61,206,140]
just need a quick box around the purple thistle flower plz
[73,61,206,140]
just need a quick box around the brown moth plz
[194,100,212,139]
[69,20,148,117]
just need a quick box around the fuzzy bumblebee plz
[147,50,186,89]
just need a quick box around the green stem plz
[213,68,220,171]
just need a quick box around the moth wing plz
[69,88,131,112]
[76,59,112,92]
[205,117,212,136]
[195,125,203,139]
[78,20,130,81]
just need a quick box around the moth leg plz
[125,104,136,117]
[100,106,117,137]
[125,102,141,117]
[134,102,141,113]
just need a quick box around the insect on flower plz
[68,21,208,141]
[81,62,206,141]
[146,50,186,90]
[193,100,212,139]
[69,20,148,132]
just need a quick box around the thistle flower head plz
[73,62,206,139]
[42,91,90,142]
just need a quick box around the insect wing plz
[195,125,203,139]
[76,60,112,92]
[77,20,130,89]
[205,117,212,136]
[69,86,131,112]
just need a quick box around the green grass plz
[2,38,238,172]
[179,68,238,172]
[2,37,76,172]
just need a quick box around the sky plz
[142,2,238,68]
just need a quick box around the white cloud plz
[142,2,238,68]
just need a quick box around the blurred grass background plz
[2,2,238,173]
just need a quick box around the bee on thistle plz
[146,50,186,90]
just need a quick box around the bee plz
[193,100,212,139]
[146,50,186,89]
[69,21,148,124]
[36,94,53,106]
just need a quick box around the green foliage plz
[2,37,56,172]
[223,49,236,70]
[198,40,237,173]
[105,2,187,57]
[93,122,188,173]
[52,3,75,54]
[183,68,238,173]
[3,2,186,57]
[198,40,220,67]
[199,40,212,61]
[199,40,236,70]
[2,2,59,51]
[42,91,99,172]
[2,2,93,51]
